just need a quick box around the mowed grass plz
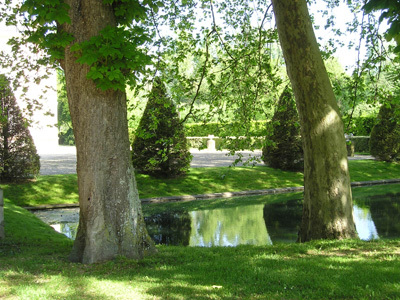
[1,159,400,207]
[1,200,400,300]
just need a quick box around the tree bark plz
[271,0,358,241]
[61,0,156,263]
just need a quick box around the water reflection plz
[353,205,378,241]
[34,192,400,246]
[360,192,400,239]
[263,199,302,243]
[145,211,191,246]
[51,223,78,240]
[189,205,272,247]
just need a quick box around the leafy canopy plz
[18,0,163,91]
[363,0,400,53]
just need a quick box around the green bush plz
[131,78,192,178]
[369,101,400,162]
[262,86,303,171]
[0,75,40,182]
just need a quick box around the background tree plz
[147,0,284,155]
[0,75,40,182]
[370,100,400,162]
[132,78,192,178]
[262,85,303,171]
[314,0,393,137]
[271,0,357,241]
[56,70,74,145]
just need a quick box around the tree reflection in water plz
[38,190,400,245]
[263,198,302,243]
[145,211,191,246]
[189,205,271,247]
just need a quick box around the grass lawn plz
[1,160,400,299]
[1,200,400,299]
[1,159,400,207]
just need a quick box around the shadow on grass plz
[2,242,400,299]
[0,174,79,207]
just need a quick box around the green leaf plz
[87,68,104,80]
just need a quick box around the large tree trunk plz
[271,0,357,241]
[61,0,156,263]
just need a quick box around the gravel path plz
[39,147,265,175]
[39,146,373,176]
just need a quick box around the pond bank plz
[24,178,400,210]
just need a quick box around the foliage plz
[262,86,303,171]
[364,0,400,53]
[319,1,393,134]
[56,70,74,145]
[70,25,152,91]
[20,0,73,61]
[147,0,285,153]
[131,78,192,178]
[346,116,376,135]
[0,75,40,182]
[15,0,162,92]
[369,100,400,162]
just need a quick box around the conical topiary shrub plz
[131,78,192,178]
[0,75,40,182]
[369,100,400,162]
[262,85,303,171]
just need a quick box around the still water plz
[33,189,400,246]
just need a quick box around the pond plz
[33,187,400,246]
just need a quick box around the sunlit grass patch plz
[1,160,400,208]
[1,174,78,207]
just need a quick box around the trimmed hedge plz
[349,136,370,153]
[261,86,303,171]
[344,116,376,136]
[369,101,400,162]
[184,121,268,137]
[131,78,192,178]
[0,75,40,181]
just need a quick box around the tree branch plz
[179,30,212,125]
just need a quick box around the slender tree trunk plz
[61,0,156,263]
[271,0,357,241]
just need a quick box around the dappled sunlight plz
[86,278,149,299]
[315,109,341,136]
[1,270,118,300]
[340,157,349,173]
